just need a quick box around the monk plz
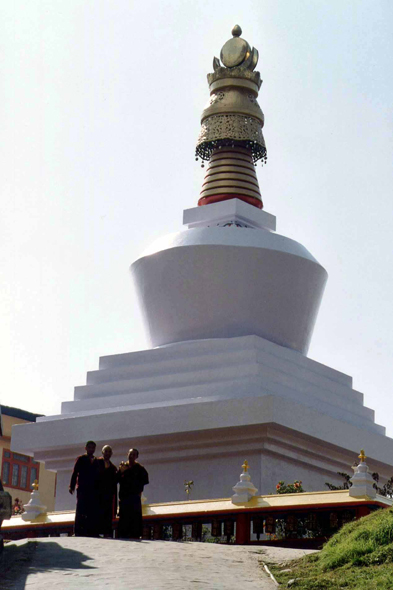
[117,448,149,539]
[97,445,118,537]
[69,440,100,537]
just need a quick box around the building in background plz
[0,405,56,512]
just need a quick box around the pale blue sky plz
[1,1,393,436]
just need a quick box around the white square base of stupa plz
[12,335,393,510]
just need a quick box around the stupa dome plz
[130,28,327,355]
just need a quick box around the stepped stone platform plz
[12,334,393,509]
[0,537,278,589]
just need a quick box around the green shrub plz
[275,480,304,494]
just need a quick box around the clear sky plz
[1,1,393,437]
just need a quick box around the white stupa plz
[12,26,393,510]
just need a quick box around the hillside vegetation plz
[270,507,393,589]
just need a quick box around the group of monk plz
[69,441,149,539]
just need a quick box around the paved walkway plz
[0,538,279,589]
[258,545,318,565]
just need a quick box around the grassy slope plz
[269,507,393,589]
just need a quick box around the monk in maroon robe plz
[117,448,149,539]
[97,445,118,537]
[69,440,100,537]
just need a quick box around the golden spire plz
[358,450,367,463]
[242,460,249,472]
[196,26,266,210]
[32,479,39,491]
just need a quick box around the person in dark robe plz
[69,440,100,537]
[117,448,149,539]
[97,445,118,537]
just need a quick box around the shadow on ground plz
[0,540,95,590]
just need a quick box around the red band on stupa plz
[198,193,263,209]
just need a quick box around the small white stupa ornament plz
[232,460,258,503]
[349,450,376,499]
[22,480,47,521]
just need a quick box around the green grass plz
[268,507,393,589]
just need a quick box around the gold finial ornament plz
[196,26,266,209]
[220,31,251,68]
[359,449,367,462]
[32,479,39,491]
[242,460,249,472]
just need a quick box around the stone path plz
[0,537,280,589]
[258,545,318,565]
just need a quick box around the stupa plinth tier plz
[12,27,393,509]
